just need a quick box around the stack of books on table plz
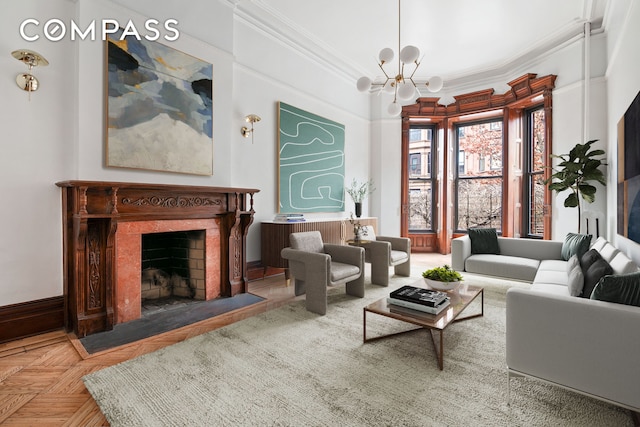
[387,285,450,315]
[274,213,306,222]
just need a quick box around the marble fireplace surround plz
[57,181,259,337]
[116,219,221,324]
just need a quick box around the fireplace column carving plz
[57,181,259,337]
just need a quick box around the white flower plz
[345,178,375,203]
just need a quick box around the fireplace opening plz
[141,230,206,315]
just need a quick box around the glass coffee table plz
[363,280,483,370]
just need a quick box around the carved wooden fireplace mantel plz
[56,180,259,337]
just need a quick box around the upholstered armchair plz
[281,231,365,315]
[359,225,411,286]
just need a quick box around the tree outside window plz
[408,125,435,232]
[455,120,503,232]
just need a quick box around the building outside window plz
[408,125,435,232]
[410,153,421,176]
[525,107,546,237]
[455,120,504,232]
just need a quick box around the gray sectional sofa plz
[451,235,640,413]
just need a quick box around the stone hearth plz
[57,181,259,337]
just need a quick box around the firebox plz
[141,230,206,309]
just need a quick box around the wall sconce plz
[241,114,261,143]
[12,49,49,101]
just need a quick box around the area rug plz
[83,274,633,426]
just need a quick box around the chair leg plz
[371,261,390,286]
[394,259,411,277]
[305,278,327,315]
[345,273,365,298]
[294,279,306,296]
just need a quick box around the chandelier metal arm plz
[356,0,442,115]
[377,62,393,81]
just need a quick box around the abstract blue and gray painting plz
[107,29,213,175]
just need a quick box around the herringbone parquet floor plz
[0,254,450,426]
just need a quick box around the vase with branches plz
[349,213,368,241]
[544,139,606,233]
[346,178,375,217]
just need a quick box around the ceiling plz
[243,0,609,89]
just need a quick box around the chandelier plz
[356,0,443,116]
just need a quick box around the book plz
[274,213,306,222]
[387,297,450,315]
[390,285,448,307]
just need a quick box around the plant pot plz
[355,202,362,218]
[423,278,460,291]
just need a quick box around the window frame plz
[523,105,546,238]
[454,118,505,234]
[407,123,437,233]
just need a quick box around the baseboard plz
[0,296,65,344]
[0,264,279,344]
[247,261,285,281]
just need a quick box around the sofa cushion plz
[591,272,640,306]
[469,228,500,255]
[533,269,569,286]
[581,249,613,298]
[590,236,608,252]
[598,243,620,263]
[608,252,639,275]
[530,282,570,295]
[465,254,539,282]
[561,233,592,261]
[497,238,563,261]
[538,259,568,273]
[566,255,584,297]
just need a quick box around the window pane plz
[408,125,435,232]
[409,153,421,176]
[529,173,545,236]
[455,120,503,232]
[532,109,545,173]
[525,106,547,237]
[409,129,422,142]
[456,177,503,230]
[457,121,502,178]
[409,183,432,230]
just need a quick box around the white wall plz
[0,0,75,305]
[0,0,372,306]
[1,0,638,307]
[605,0,640,263]
[231,12,372,260]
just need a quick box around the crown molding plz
[232,1,608,95]
[233,0,363,84]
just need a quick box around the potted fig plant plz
[422,265,463,290]
[544,139,606,233]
